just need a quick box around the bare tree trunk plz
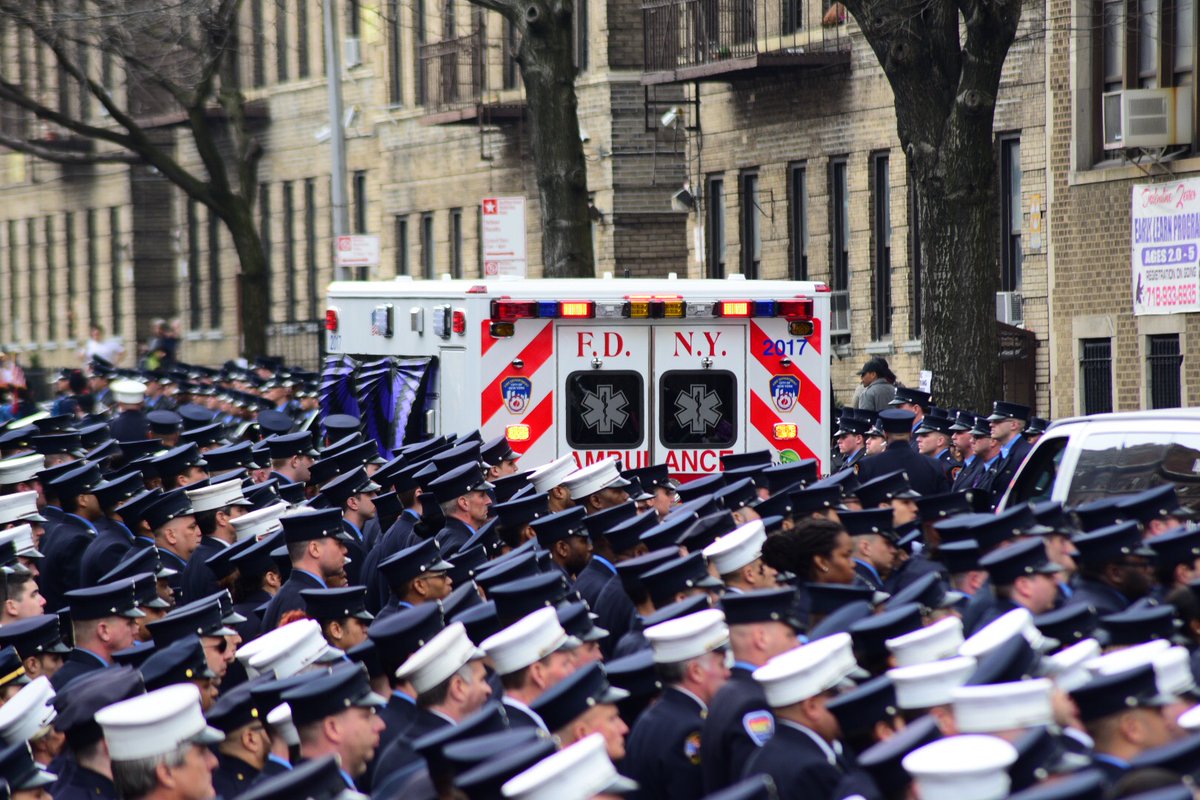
[220,196,269,358]
[471,0,594,277]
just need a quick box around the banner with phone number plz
[1132,180,1200,315]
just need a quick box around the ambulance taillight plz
[325,309,339,332]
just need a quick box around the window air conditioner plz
[343,37,363,68]
[1102,87,1193,151]
[995,291,1024,326]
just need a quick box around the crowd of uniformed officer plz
[0,356,1196,800]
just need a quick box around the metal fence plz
[265,320,324,372]
[1148,333,1183,409]
[1079,338,1114,415]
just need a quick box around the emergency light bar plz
[489,296,813,325]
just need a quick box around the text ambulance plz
[323,277,831,478]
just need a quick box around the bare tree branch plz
[0,130,140,164]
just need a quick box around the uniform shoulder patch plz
[684,731,703,765]
[741,710,774,746]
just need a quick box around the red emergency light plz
[452,309,467,334]
[325,309,339,332]
[490,300,538,322]
[776,299,814,319]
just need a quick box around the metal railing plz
[642,0,847,76]
[419,32,523,113]
[266,320,324,372]
[1148,334,1183,409]
[1079,338,1113,415]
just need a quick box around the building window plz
[297,0,310,78]
[909,176,923,340]
[1148,334,1183,408]
[705,175,725,279]
[871,152,892,339]
[275,0,289,83]
[739,170,761,279]
[109,208,122,327]
[1080,338,1114,414]
[789,163,808,281]
[44,218,56,339]
[574,0,589,70]
[207,210,222,330]
[251,0,266,87]
[305,179,318,319]
[26,220,37,342]
[283,181,296,323]
[259,184,272,318]
[388,0,404,104]
[830,158,850,337]
[349,0,363,37]
[395,216,410,276]
[416,0,428,104]
[503,19,519,90]
[999,136,1022,292]
[65,213,77,340]
[353,171,368,234]
[7,221,16,341]
[450,208,463,278]
[86,211,98,327]
[422,212,435,278]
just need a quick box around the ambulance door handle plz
[511,358,524,370]
[701,357,713,369]
[591,358,603,369]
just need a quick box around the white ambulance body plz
[324,277,832,479]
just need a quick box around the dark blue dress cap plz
[474,551,540,593]
[605,648,662,699]
[1072,520,1155,565]
[1069,662,1171,722]
[948,411,977,432]
[347,638,385,680]
[279,507,353,545]
[0,648,25,692]
[915,414,953,436]
[928,512,998,549]
[676,473,726,504]
[640,509,700,551]
[1072,496,1126,533]
[701,776,779,800]
[179,423,224,449]
[205,537,252,583]
[1115,483,1194,523]
[839,508,897,539]
[202,441,262,473]
[149,443,207,479]
[888,387,931,409]
[850,602,923,661]
[761,461,818,495]
[255,411,295,439]
[856,713,941,791]
[966,632,1040,686]
[248,671,314,721]
[433,441,485,477]
[453,600,502,646]
[614,547,679,601]
[1007,726,1088,793]
[447,545,490,586]
[0,614,71,660]
[1026,416,1052,435]
[1032,500,1080,534]
[1100,599,1183,647]
[584,500,638,539]
[31,432,86,458]
[128,572,171,611]
[986,401,1031,422]
[827,675,898,737]
[716,478,760,512]
[1129,731,1200,778]
[642,594,711,629]
[678,511,738,553]
[1006,769,1111,800]
[228,530,284,581]
[719,587,804,630]
[809,600,873,639]
[178,403,217,429]
[281,662,386,727]
[441,579,484,620]
[558,600,609,643]
[489,571,574,627]
[1147,523,1200,567]
[143,488,195,532]
[51,665,144,746]
[805,582,882,617]
[530,506,590,548]
[721,450,773,471]
[623,464,674,492]
[276,480,307,507]
[640,552,722,607]
[603,510,659,554]
[1117,788,1193,800]
[996,502,1055,536]
[321,413,362,441]
[76,422,112,450]
[112,642,157,669]
[146,410,183,435]
[877,408,917,434]
[46,461,103,500]
[531,661,630,732]
[236,754,349,800]
[978,537,1063,586]
[494,493,552,536]
[885,572,964,612]
[306,452,355,489]
[452,733,557,800]
[755,493,794,524]
[1033,603,1102,649]
[0,741,55,791]
[300,586,374,622]
[140,634,215,691]
[427,462,494,504]
[100,546,174,590]
[937,539,983,573]
[205,678,263,735]
[836,415,873,437]
[92,470,144,510]
[789,485,845,515]
[318,466,382,507]
[64,579,145,621]
[380,539,455,591]
[413,701,509,779]
[491,470,532,504]
[480,435,520,467]
[147,597,235,646]
[265,431,317,460]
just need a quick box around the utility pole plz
[324,0,350,280]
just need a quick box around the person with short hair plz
[0,568,44,624]
[258,509,353,632]
[51,580,144,690]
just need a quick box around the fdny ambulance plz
[323,277,831,478]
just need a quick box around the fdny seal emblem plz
[742,710,775,746]
[501,377,532,414]
[769,375,799,412]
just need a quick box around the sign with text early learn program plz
[1132,180,1200,315]
[481,196,528,279]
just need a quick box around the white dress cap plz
[753,633,858,708]
[110,380,147,405]
[563,458,630,501]
[529,456,577,495]
[501,733,637,800]
[96,683,224,761]
[0,490,44,525]
[481,606,576,676]
[230,502,290,542]
[902,735,1018,800]
[0,457,45,490]
[1177,702,1200,732]
[888,656,977,710]
[1086,641,1195,698]
[959,607,1049,660]
[952,678,1054,733]
[645,608,729,664]
[0,676,56,745]
[186,479,252,514]
[703,520,766,575]
[0,524,41,558]
[266,702,300,747]
[397,621,486,694]
[886,616,964,667]
[247,619,342,679]
[1041,638,1101,693]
